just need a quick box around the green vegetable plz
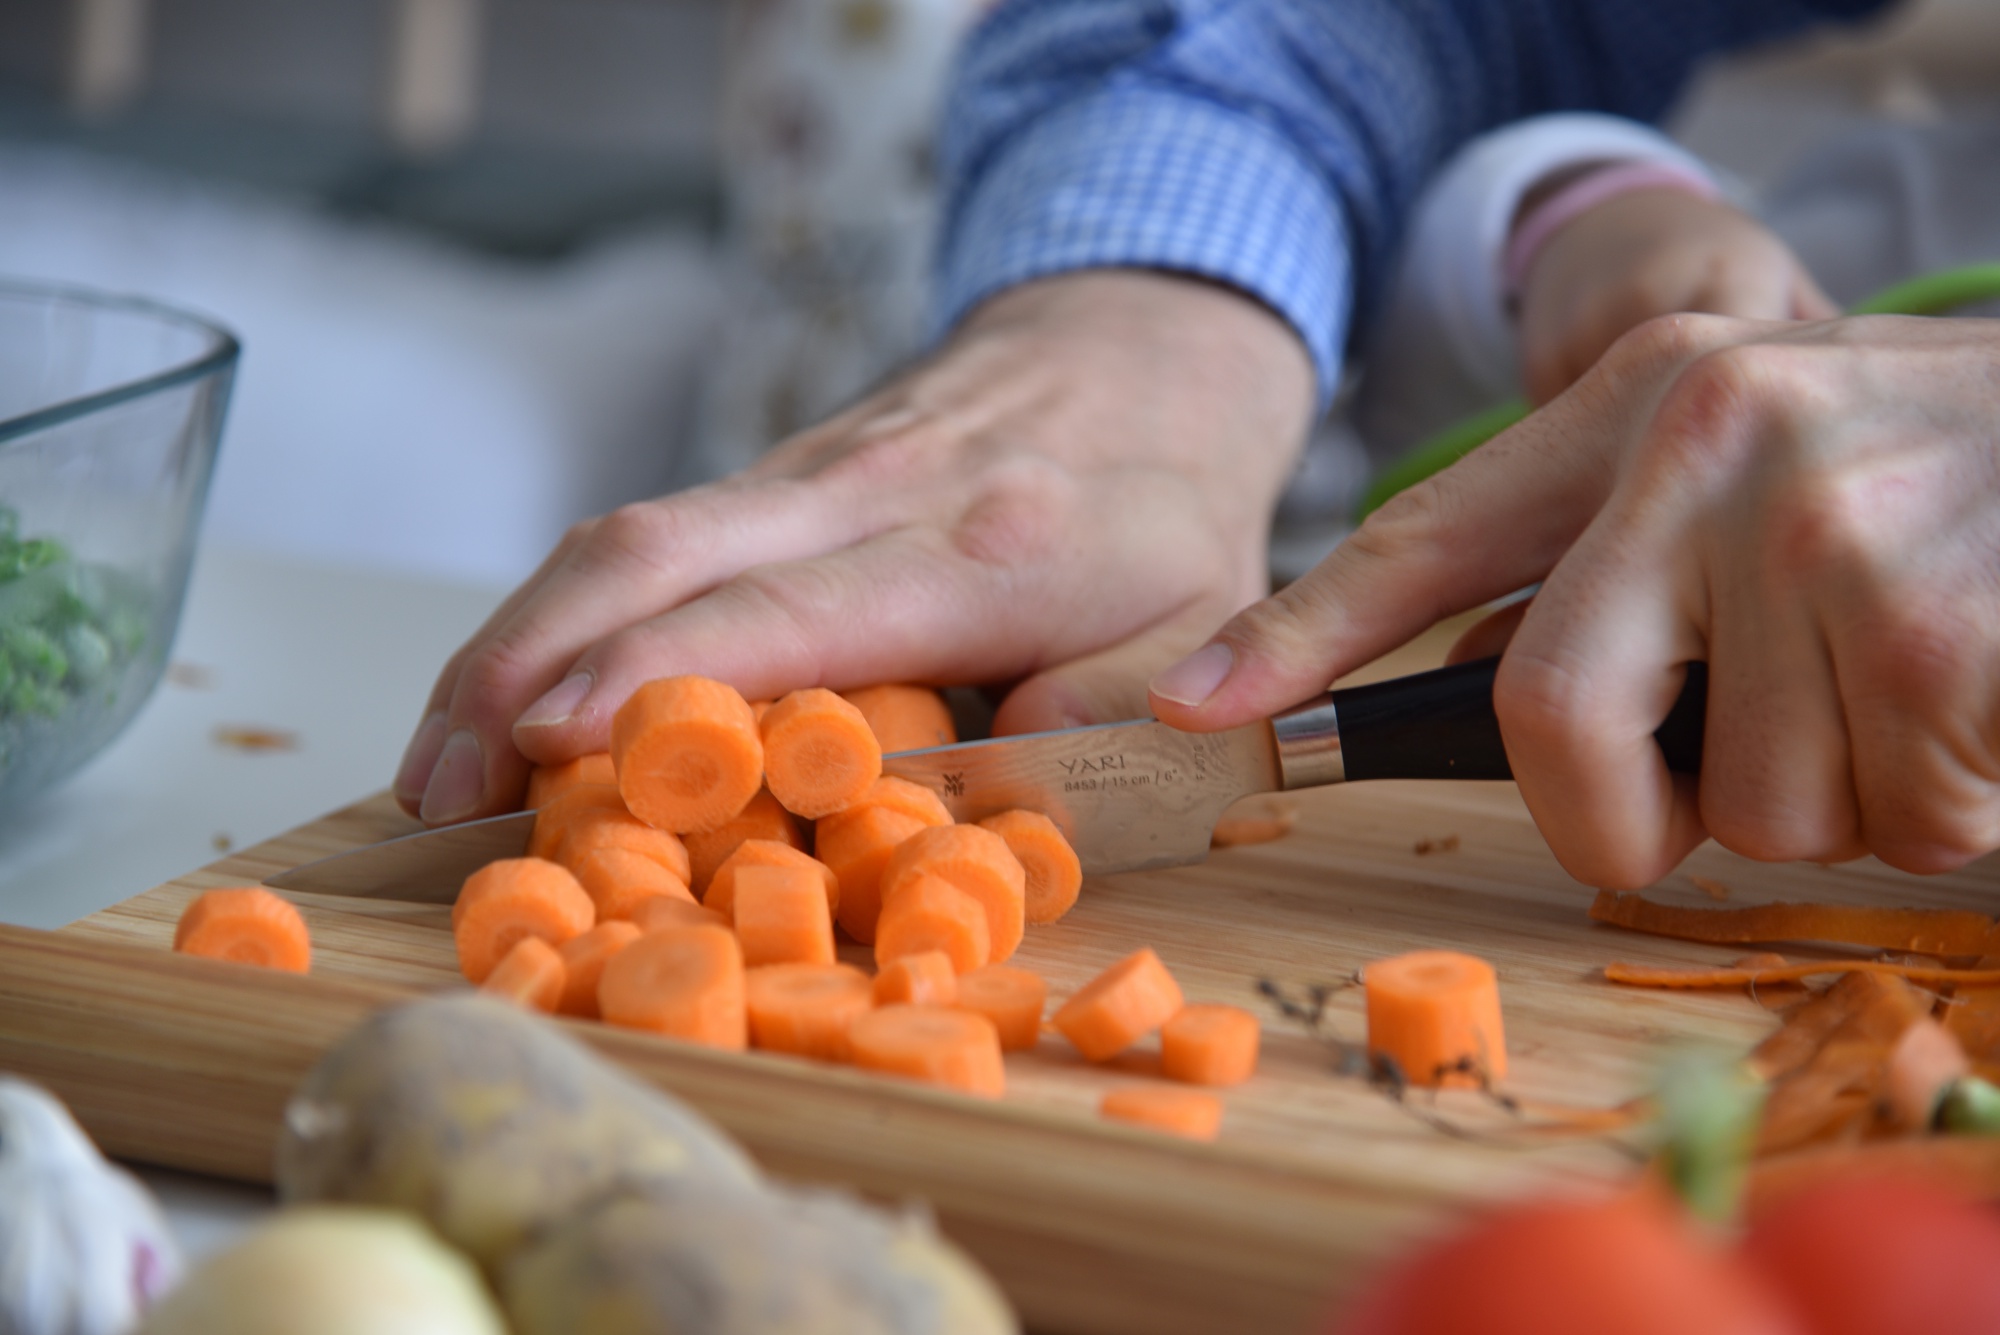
[0,506,155,781]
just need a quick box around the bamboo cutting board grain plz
[8,720,2000,1332]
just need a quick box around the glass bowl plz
[0,280,238,809]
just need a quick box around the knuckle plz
[1866,799,2000,874]
[1491,650,1593,756]
[719,563,837,662]
[950,455,1079,567]
[1855,593,1980,704]
[452,634,541,727]
[580,502,694,580]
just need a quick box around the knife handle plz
[1272,656,1707,787]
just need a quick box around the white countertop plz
[0,541,506,1262]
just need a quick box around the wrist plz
[1503,161,1720,302]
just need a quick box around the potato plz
[138,1206,504,1335]
[502,1185,1018,1335]
[275,994,759,1270]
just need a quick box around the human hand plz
[1150,314,2000,887]
[395,270,1315,824]
[1516,187,1838,405]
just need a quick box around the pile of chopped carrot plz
[391,676,1268,1122]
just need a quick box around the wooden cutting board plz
[7,653,2000,1333]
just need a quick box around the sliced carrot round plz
[1160,1003,1260,1087]
[875,871,991,974]
[734,863,837,967]
[954,964,1047,1052]
[705,840,838,921]
[874,950,959,1007]
[1364,949,1507,1088]
[453,857,596,983]
[556,813,691,886]
[818,806,927,945]
[840,683,957,755]
[631,895,732,934]
[1052,947,1185,1062]
[881,824,1025,962]
[682,788,802,898]
[849,1004,1005,1098]
[612,676,764,834]
[555,920,642,1018]
[745,963,874,1061]
[1100,1085,1223,1141]
[525,753,616,809]
[760,688,883,819]
[174,887,312,974]
[598,925,746,1050]
[527,783,627,861]
[482,936,568,1013]
[977,809,1082,925]
[570,846,694,923]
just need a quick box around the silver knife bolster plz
[1271,694,1345,789]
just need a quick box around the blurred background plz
[0,0,1996,587]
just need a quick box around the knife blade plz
[264,810,535,902]
[266,657,1709,895]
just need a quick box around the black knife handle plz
[1277,656,1707,785]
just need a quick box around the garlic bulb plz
[0,1078,181,1335]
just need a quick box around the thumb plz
[994,601,1232,734]
[1148,315,1733,731]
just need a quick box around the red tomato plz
[1742,1175,2000,1335]
[1336,1186,1801,1335]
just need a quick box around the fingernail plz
[393,712,447,805]
[517,672,593,731]
[420,729,485,824]
[1149,642,1234,708]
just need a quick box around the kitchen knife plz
[267,656,1706,897]
[883,656,1706,874]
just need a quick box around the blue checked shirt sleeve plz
[934,0,1892,408]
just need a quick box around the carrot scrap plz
[173,887,312,974]
[881,824,1026,962]
[1751,971,1892,1081]
[1887,1017,1970,1132]
[1691,874,1732,902]
[1733,953,1807,1011]
[1590,889,2000,957]
[745,963,874,1061]
[569,847,695,923]
[840,683,957,754]
[954,964,1047,1052]
[682,787,802,898]
[874,950,958,1007]
[453,858,596,984]
[211,725,299,753]
[875,872,992,973]
[977,810,1082,925]
[1754,972,1931,1154]
[732,863,837,967]
[1053,947,1184,1062]
[527,784,627,861]
[1209,799,1298,849]
[1160,1003,1261,1087]
[556,921,642,1018]
[482,936,567,1013]
[1099,1085,1223,1142]
[1606,960,2000,989]
[525,753,617,809]
[1363,950,1507,1088]
[704,839,838,921]
[818,805,928,946]
[597,924,747,1050]
[631,895,731,934]
[611,675,764,834]
[1946,956,2000,1079]
[848,1004,1005,1098]
[759,687,883,819]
